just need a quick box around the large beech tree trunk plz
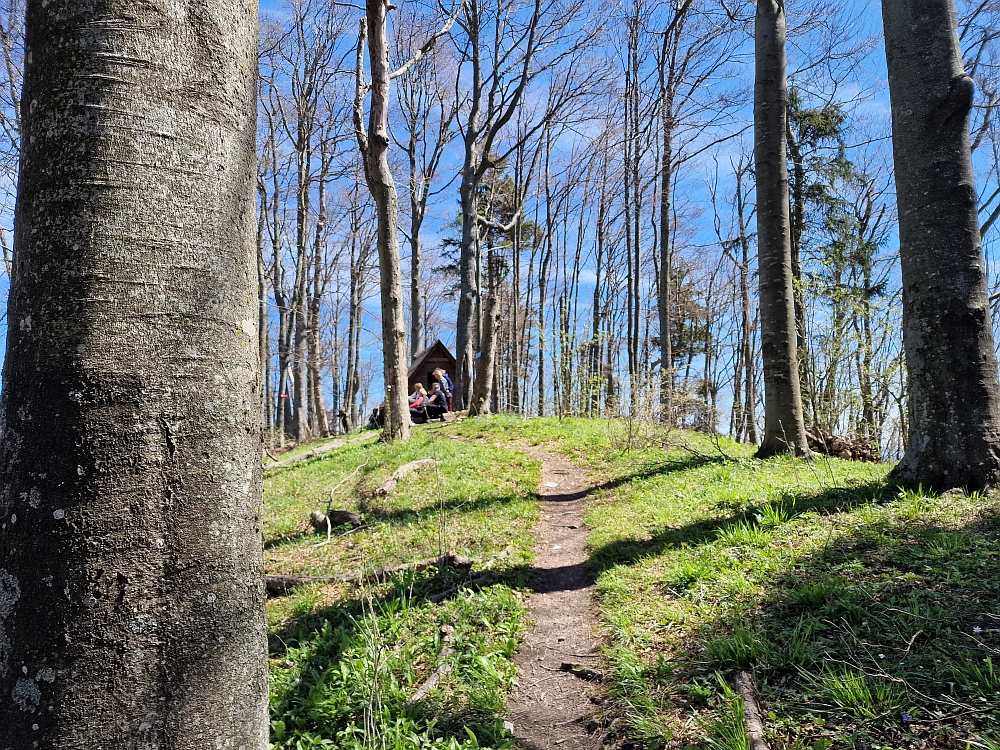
[753,0,810,458]
[883,0,1000,490]
[0,1,267,746]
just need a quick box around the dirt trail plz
[507,449,605,749]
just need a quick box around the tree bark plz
[883,0,1000,490]
[355,11,410,443]
[753,0,810,458]
[0,1,267,746]
[470,293,501,416]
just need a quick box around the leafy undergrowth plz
[449,416,1000,750]
[265,429,539,749]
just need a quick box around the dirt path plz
[507,449,605,749]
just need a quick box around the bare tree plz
[450,0,599,409]
[754,0,811,457]
[355,0,458,439]
[393,8,459,360]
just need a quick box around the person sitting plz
[433,368,454,411]
[409,383,428,424]
[426,382,448,420]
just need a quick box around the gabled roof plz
[408,340,456,378]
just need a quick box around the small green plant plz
[950,655,1000,693]
[716,518,769,547]
[790,577,845,609]
[967,735,1000,750]
[813,667,906,719]
[897,486,931,521]
[755,502,791,528]
[705,626,761,669]
[925,530,971,557]
[702,676,751,750]
[664,557,712,592]
[767,617,820,671]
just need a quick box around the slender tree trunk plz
[754,0,810,458]
[456,174,479,409]
[258,184,273,441]
[309,152,331,438]
[470,293,501,415]
[356,13,410,442]
[786,124,810,418]
[883,0,1000,490]
[293,117,312,443]
[0,2,266,745]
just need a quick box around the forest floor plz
[264,417,1000,750]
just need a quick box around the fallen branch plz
[264,433,372,471]
[374,458,440,496]
[409,625,456,702]
[310,509,363,532]
[733,671,770,750]
[427,571,500,604]
[560,663,604,682]
[265,553,472,596]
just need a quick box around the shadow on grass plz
[589,477,888,573]
[602,479,1000,746]
[268,562,530,748]
[355,489,538,526]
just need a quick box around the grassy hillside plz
[265,417,1000,750]
[451,416,1000,750]
[265,430,539,749]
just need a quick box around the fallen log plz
[310,509,363,532]
[409,625,456,702]
[265,553,473,596]
[374,458,440,496]
[733,671,771,750]
[264,433,372,472]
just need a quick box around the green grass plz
[265,429,539,749]
[449,416,1000,750]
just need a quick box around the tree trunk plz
[0,2,267,745]
[754,0,810,458]
[455,173,479,410]
[356,12,410,443]
[470,293,501,416]
[883,0,1000,490]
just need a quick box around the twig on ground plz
[409,625,456,702]
[427,571,499,603]
[325,458,370,515]
[733,671,770,750]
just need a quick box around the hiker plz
[426,382,448,421]
[433,368,454,410]
[409,383,428,424]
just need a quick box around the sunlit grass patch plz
[457,417,1000,748]
[265,429,539,749]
